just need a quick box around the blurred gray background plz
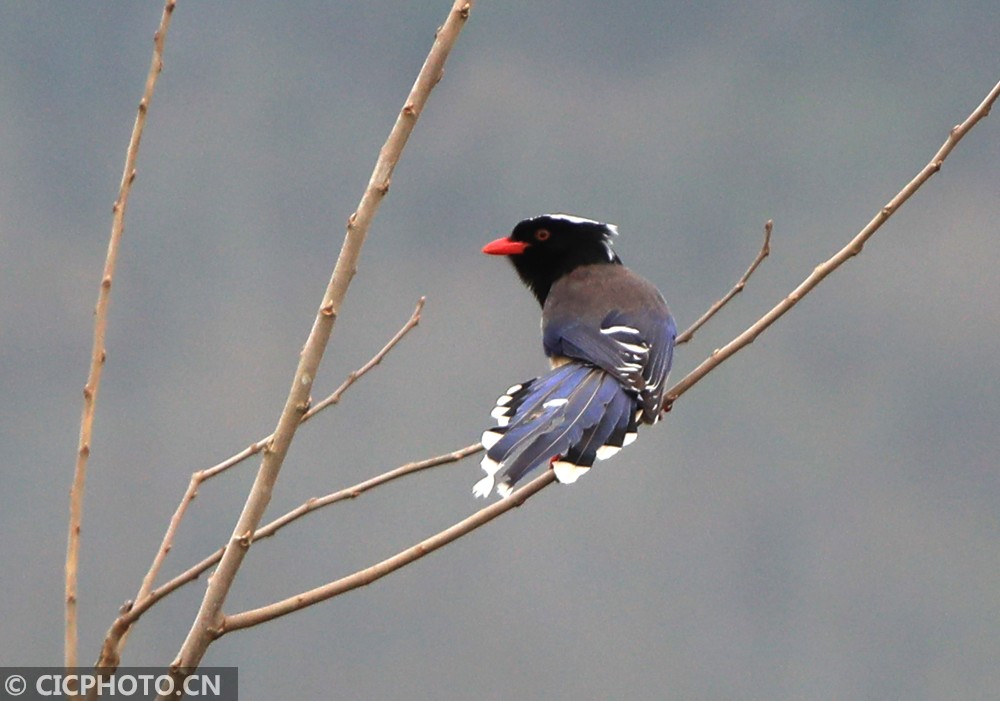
[2,2,998,699]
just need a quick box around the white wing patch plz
[601,325,639,335]
[617,340,648,354]
[601,324,651,383]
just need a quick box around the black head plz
[483,214,622,305]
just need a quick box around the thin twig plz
[98,297,426,667]
[162,2,474,689]
[675,220,772,345]
[168,443,482,604]
[665,80,1000,411]
[66,0,176,671]
[305,297,428,417]
[253,442,483,541]
[213,80,998,635]
[201,297,427,481]
[222,469,555,633]
[95,442,479,668]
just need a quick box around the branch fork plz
[75,1,999,690]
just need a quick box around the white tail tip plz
[473,475,495,499]
[553,461,591,484]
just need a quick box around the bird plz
[474,213,676,498]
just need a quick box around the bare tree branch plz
[97,297,426,667]
[251,442,483,542]
[675,220,772,346]
[66,0,176,670]
[664,80,1000,411]
[96,443,479,668]
[158,443,482,609]
[211,79,1000,634]
[193,295,424,482]
[304,296,427,417]
[161,1,475,688]
[222,469,556,633]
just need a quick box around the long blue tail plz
[474,362,639,498]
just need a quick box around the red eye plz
[535,229,551,241]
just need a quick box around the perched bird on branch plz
[475,214,676,498]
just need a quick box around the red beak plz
[482,237,529,255]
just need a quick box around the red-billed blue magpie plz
[474,214,676,498]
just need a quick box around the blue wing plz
[544,309,676,422]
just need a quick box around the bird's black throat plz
[503,214,623,307]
